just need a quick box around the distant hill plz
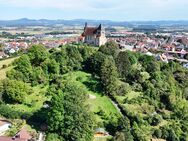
[0,18,188,27]
[0,18,132,27]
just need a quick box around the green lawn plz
[0,57,18,68]
[63,71,121,122]
[0,66,13,80]
[1,69,120,137]
[6,71,120,123]
[0,57,18,80]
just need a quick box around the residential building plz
[0,127,32,141]
[0,120,11,135]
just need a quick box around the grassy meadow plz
[0,57,18,80]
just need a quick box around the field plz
[0,57,18,80]
[0,26,83,35]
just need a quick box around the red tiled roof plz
[176,37,188,45]
[16,128,32,140]
[0,137,27,141]
[0,120,10,126]
[82,27,98,36]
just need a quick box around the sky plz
[0,0,188,21]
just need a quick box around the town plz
[1,23,188,68]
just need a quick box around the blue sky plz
[0,0,188,21]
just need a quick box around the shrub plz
[151,114,163,126]
[1,79,32,104]
[153,128,162,138]
[2,64,7,69]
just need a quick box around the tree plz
[48,81,94,141]
[1,79,32,104]
[66,45,83,70]
[13,55,32,82]
[41,59,59,75]
[138,55,155,71]
[50,48,71,74]
[78,45,96,61]
[28,45,49,66]
[30,67,48,86]
[151,114,162,126]
[139,72,150,83]
[99,41,119,58]
[116,82,132,96]
[115,51,132,79]
[153,129,162,138]
[113,117,133,141]
[132,122,152,141]
[7,69,27,82]
[46,133,64,141]
[183,87,188,100]
[101,57,119,96]
[84,52,107,76]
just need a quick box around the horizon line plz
[1,18,188,22]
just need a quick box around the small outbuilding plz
[94,128,109,137]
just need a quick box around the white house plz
[9,48,16,54]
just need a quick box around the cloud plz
[0,0,188,10]
[0,0,88,9]
[149,0,188,7]
[0,0,188,20]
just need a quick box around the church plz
[81,23,107,46]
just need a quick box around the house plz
[0,120,11,135]
[0,127,32,141]
[0,137,26,141]
[9,48,16,54]
[157,53,168,63]
[15,127,32,140]
[81,23,107,46]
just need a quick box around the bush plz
[2,64,7,69]
[151,114,163,126]
[1,79,32,104]
[0,104,32,119]
[153,128,162,138]
[116,83,132,96]
[45,133,64,141]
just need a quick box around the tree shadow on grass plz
[82,76,103,95]
[27,107,49,131]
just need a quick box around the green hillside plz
[0,43,187,141]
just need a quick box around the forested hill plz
[0,42,188,141]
